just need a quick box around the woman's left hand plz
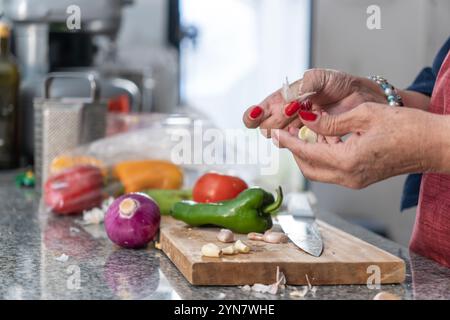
[273,102,442,189]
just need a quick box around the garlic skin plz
[249,266,287,295]
[373,292,401,300]
[297,91,317,102]
[263,231,289,244]
[282,78,296,102]
[234,240,250,253]
[201,243,221,258]
[217,229,235,243]
[282,77,316,103]
[247,232,264,241]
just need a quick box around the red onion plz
[104,193,161,248]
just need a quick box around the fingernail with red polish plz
[249,106,263,119]
[284,101,301,117]
[298,110,318,122]
[300,99,312,111]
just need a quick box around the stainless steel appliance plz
[3,0,133,164]
[4,0,181,166]
[34,72,107,187]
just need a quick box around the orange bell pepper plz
[113,160,183,193]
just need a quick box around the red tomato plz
[193,173,248,203]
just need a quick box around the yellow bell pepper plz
[50,155,107,177]
[113,160,183,193]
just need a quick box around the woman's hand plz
[272,103,442,189]
[243,69,387,137]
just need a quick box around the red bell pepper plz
[44,165,104,215]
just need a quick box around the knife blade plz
[277,193,323,257]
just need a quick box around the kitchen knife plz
[277,193,324,257]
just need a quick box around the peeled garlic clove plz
[247,232,264,241]
[263,231,289,244]
[298,126,318,143]
[201,243,221,258]
[217,229,235,243]
[221,245,237,255]
[234,240,250,253]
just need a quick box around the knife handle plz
[286,192,317,218]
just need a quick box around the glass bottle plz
[0,22,20,169]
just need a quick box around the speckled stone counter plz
[1,173,450,300]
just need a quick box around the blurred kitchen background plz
[0,0,449,246]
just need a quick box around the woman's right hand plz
[243,69,387,137]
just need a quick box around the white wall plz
[310,0,450,245]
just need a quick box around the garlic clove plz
[263,231,289,244]
[298,126,318,143]
[247,232,264,241]
[221,245,238,255]
[217,229,235,243]
[234,240,251,253]
[201,243,221,258]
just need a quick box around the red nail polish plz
[300,99,312,111]
[298,110,317,121]
[249,106,263,119]
[284,101,301,117]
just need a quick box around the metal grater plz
[34,72,107,188]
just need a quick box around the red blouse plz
[410,51,450,268]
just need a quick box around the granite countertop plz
[1,174,450,300]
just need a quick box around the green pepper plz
[171,187,283,233]
[142,189,192,215]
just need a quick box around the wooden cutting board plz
[160,216,405,286]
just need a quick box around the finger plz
[278,129,350,177]
[250,95,303,137]
[271,128,296,149]
[287,126,300,137]
[298,107,368,137]
[324,136,343,144]
[300,69,327,94]
[243,105,266,129]
[243,89,283,128]
[320,111,342,144]
[284,117,303,131]
[259,107,298,138]
[273,128,305,151]
[318,134,327,144]
[300,69,356,105]
[293,155,343,185]
[245,85,298,129]
[274,129,331,169]
[283,100,302,119]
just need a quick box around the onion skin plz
[105,193,161,249]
